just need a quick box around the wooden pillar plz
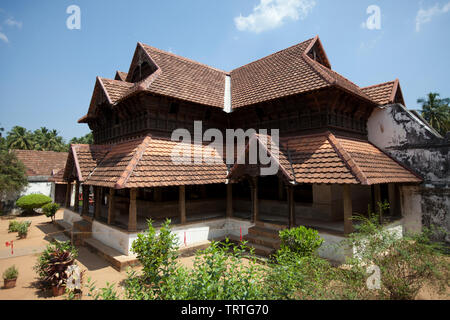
[374,184,382,223]
[74,180,80,212]
[107,188,115,225]
[129,188,137,232]
[286,186,296,229]
[179,186,186,224]
[200,185,207,199]
[388,183,396,217]
[65,182,72,208]
[343,185,354,235]
[226,183,233,218]
[94,186,101,220]
[81,185,89,216]
[251,177,259,223]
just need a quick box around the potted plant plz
[17,221,31,239]
[2,265,18,289]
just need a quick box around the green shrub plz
[17,221,31,238]
[3,265,19,280]
[16,194,52,214]
[42,203,60,222]
[279,226,324,257]
[8,220,20,233]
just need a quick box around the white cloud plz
[234,0,316,33]
[416,2,450,32]
[0,31,8,43]
[4,17,22,28]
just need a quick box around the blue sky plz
[0,0,449,141]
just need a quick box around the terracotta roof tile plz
[361,80,396,105]
[13,150,68,178]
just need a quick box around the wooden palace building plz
[61,36,422,260]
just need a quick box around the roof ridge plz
[231,37,315,73]
[140,42,227,74]
[361,80,396,90]
[115,135,152,189]
[326,132,369,185]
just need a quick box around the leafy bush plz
[279,226,324,257]
[42,203,60,222]
[16,193,52,214]
[8,220,20,233]
[3,265,18,280]
[34,241,78,289]
[131,219,179,287]
[344,211,450,300]
[17,221,31,238]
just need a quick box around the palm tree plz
[7,126,34,150]
[417,93,450,136]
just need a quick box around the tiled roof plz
[140,44,227,108]
[80,35,384,122]
[67,135,228,188]
[229,132,422,185]
[115,71,128,81]
[361,80,397,105]
[64,144,110,182]
[13,150,68,178]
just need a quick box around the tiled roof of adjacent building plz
[361,79,405,106]
[229,132,422,185]
[13,150,68,178]
[66,135,228,188]
[80,35,403,123]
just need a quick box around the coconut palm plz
[417,93,450,136]
[7,126,34,150]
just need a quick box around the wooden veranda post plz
[94,186,101,220]
[129,188,137,232]
[74,180,80,212]
[251,177,259,223]
[81,185,89,216]
[343,185,354,235]
[179,186,186,224]
[226,183,233,218]
[65,182,72,208]
[286,186,296,229]
[107,188,115,225]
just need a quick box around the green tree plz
[69,133,93,145]
[33,127,68,152]
[417,93,450,136]
[0,150,28,211]
[6,126,34,150]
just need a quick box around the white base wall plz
[63,208,83,226]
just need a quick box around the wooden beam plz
[74,181,80,212]
[94,187,101,220]
[287,186,296,229]
[343,185,354,235]
[179,186,186,224]
[81,185,89,216]
[129,188,137,232]
[251,177,259,223]
[107,188,115,225]
[226,183,233,218]
[65,182,72,208]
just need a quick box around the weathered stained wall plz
[368,103,449,242]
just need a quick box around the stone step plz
[84,238,139,272]
[73,220,92,232]
[244,233,280,250]
[248,226,280,239]
[245,242,276,257]
[50,232,71,244]
[255,221,287,231]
